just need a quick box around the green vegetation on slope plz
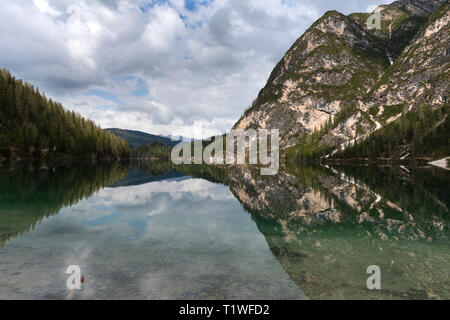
[0,69,130,160]
[285,127,334,161]
[285,106,370,161]
[131,141,172,159]
[332,105,450,160]
[286,103,449,161]
[107,128,180,148]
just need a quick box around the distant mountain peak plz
[233,0,449,160]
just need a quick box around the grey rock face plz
[234,0,449,150]
[367,3,449,112]
[391,0,447,16]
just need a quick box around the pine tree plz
[0,69,131,160]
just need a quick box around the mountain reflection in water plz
[225,164,449,299]
[0,161,448,300]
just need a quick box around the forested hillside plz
[106,128,180,148]
[131,142,172,159]
[331,105,449,160]
[286,104,449,160]
[0,69,130,160]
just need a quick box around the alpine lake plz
[0,160,448,300]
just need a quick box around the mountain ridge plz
[106,128,181,149]
[233,0,449,161]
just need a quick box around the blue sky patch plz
[132,87,150,97]
[184,0,214,11]
[124,76,150,97]
[86,89,122,104]
[139,0,173,12]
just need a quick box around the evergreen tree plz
[0,69,131,160]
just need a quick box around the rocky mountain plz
[233,0,449,160]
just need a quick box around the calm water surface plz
[0,161,448,300]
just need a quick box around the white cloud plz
[33,0,60,16]
[67,178,235,225]
[142,4,185,51]
[1,0,392,138]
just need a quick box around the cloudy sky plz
[1,0,391,139]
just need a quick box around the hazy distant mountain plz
[234,0,449,161]
[106,128,182,149]
[163,134,193,142]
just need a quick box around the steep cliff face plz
[234,10,389,148]
[365,3,449,112]
[233,0,448,156]
[391,0,446,16]
[325,2,449,159]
